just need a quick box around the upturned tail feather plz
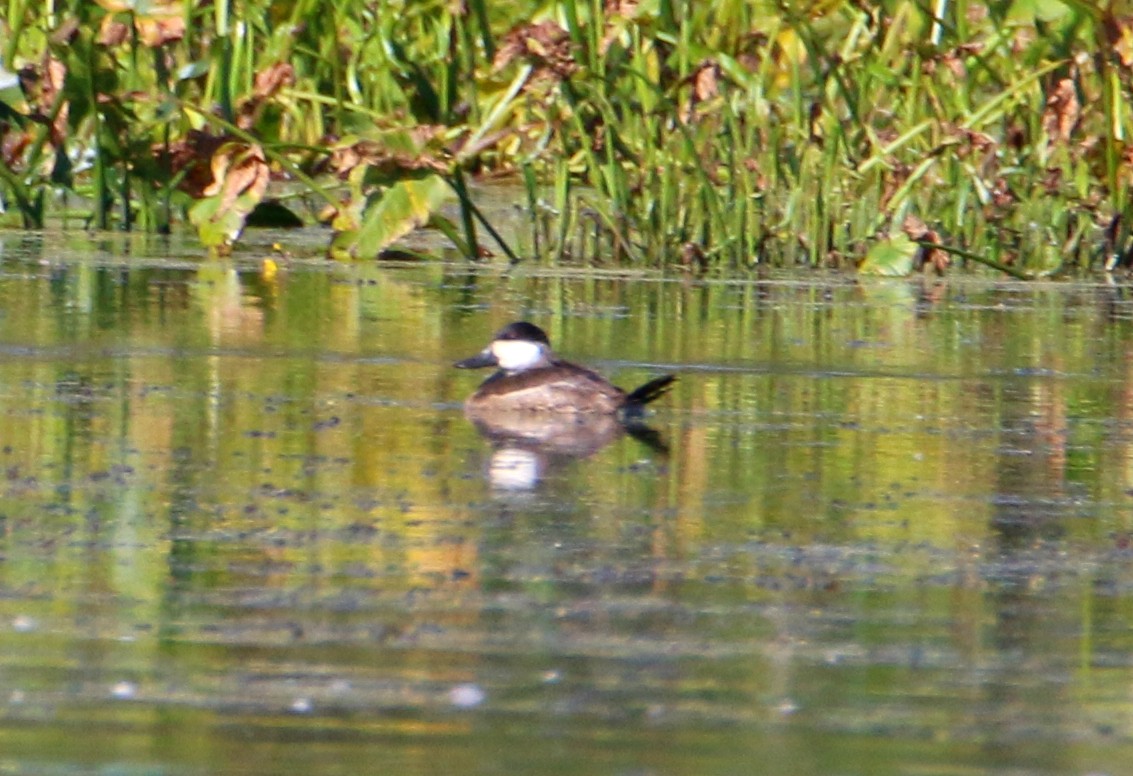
[625,375,676,407]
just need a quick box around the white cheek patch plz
[492,340,547,371]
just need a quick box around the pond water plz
[1,230,1132,775]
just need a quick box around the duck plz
[454,321,675,415]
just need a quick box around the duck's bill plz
[454,350,498,369]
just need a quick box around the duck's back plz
[467,361,626,414]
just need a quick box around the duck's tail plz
[625,374,676,408]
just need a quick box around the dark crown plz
[494,321,550,345]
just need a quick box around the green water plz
[1,231,1132,775]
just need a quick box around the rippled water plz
[1,230,1132,775]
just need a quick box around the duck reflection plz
[466,407,669,492]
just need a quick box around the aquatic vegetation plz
[1,1,1132,274]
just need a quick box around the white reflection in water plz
[489,447,542,491]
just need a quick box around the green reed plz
[1,1,1133,272]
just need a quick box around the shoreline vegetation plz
[1,1,1131,277]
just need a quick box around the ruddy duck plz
[454,321,675,415]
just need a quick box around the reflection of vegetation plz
[3,3,1133,272]
[2,249,1133,567]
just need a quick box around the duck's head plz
[454,321,553,372]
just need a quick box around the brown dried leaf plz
[137,14,185,47]
[902,216,949,274]
[325,136,450,178]
[449,127,512,159]
[693,61,720,102]
[742,157,768,191]
[98,17,131,47]
[874,127,899,146]
[163,130,230,198]
[1103,12,1133,67]
[1042,166,1062,195]
[737,52,760,72]
[1041,77,1079,145]
[204,144,270,216]
[20,56,69,147]
[605,0,640,14]
[409,124,443,147]
[50,18,81,45]
[945,124,996,161]
[600,0,643,53]
[680,242,708,272]
[902,214,929,240]
[493,21,577,81]
[937,42,983,80]
[2,129,32,170]
[942,51,966,79]
[1011,27,1036,56]
[965,4,988,24]
[679,60,722,124]
[234,63,297,129]
[46,57,66,94]
[991,177,1015,208]
[965,128,996,155]
[926,240,949,273]
[253,63,295,99]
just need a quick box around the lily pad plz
[330,174,450,260]
[858,233,918,277]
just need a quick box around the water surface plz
[1,231,1132,775]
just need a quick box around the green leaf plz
[858,233,917,277]
[330,174,450,260]
[189,195,249,252]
